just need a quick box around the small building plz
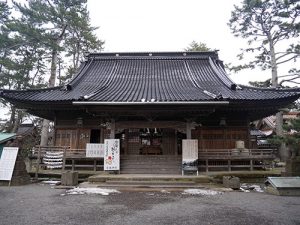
[265,177,300,196]
[1,51,300,173]
[0,133,16,158]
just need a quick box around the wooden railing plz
[30,146,104,178]
[31,146,87,158]
[199,148,277,159]
[198,148,277,172]
[30,146,278,175]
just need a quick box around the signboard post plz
[104,139,120,172]
[182,139,198,176]
[0,147,19,185]
[86,143,104,158]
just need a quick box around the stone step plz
[121,163,181,167]
[120,168,181,172]
[104,180,196,186]
[120,159,181,163]
[121,161,181,164]
[120,170,181,175]
[79,181,210,190]
[121,163,182,166]
[121,157,181,161]
[94,183,203,189]
[120,155,182,175]
[88,174,211,184]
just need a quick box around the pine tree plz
[185,41,211,52]
[0,0,104,141]
[228,0,300,140]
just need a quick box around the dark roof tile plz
[1,52,300,103]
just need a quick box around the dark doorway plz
[90,129,101,143]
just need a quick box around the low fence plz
[199,148,276,159]
[29,146,278,175]
[198,148,277,172]
[30,146,103,178]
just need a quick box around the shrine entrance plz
[116,128,186,156]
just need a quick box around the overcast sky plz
[87,0,276,85]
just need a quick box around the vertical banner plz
[182,139,198,174]
[0,147,19,181]
[86,143,104,158]
[104,139,120,171]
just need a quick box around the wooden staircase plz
[120,155,182,174]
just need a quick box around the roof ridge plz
[208,57,236,91]
[87,51,219,58]
[67,58,94,89]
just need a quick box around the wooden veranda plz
[29,146,277,176]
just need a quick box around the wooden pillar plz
[246,116,251,149]
[124,129,128,155]
[100,128,104,143]
[228,160,231,171]
[93,159,97,172]
[76,117,83,149]
[186,121,192,139]
[53,116,57,146]
[250,159,253,171]
[110,119,115,139]
[174,130,178,155]
[62,147,67,171]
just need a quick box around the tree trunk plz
[40,119,50,146]
[39,23,67,146]
[270,42,278,88]
[39,47,58,146]
[8,105,16,132]
[269,39,283,135]
[269,37,286,160]
[48,48,58,87]
[12,110,22,133]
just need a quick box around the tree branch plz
[278,74,300,78]
[58,24,68,39]
[276,52,298,61]
[277,55,299,65]
[279,77,300,85]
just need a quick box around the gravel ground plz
[0,183,300,225]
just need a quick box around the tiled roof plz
[1,52,300,104]
[0,133,16,144]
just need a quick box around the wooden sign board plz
[86,143,104,158]
[0,147,19,181]
[104,139,120,171]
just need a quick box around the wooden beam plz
[116,120,186,129]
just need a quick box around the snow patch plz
[146,193,155,196]
[183,189,222,196]
[240,184,264,193]
[41,180,60,186]
[65,187,120,196]
[250,184,264,192]
[240,187,250,193]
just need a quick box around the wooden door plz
[55,129,77,149]
[78,129,91,149]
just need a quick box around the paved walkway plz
[0,183,299,225]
